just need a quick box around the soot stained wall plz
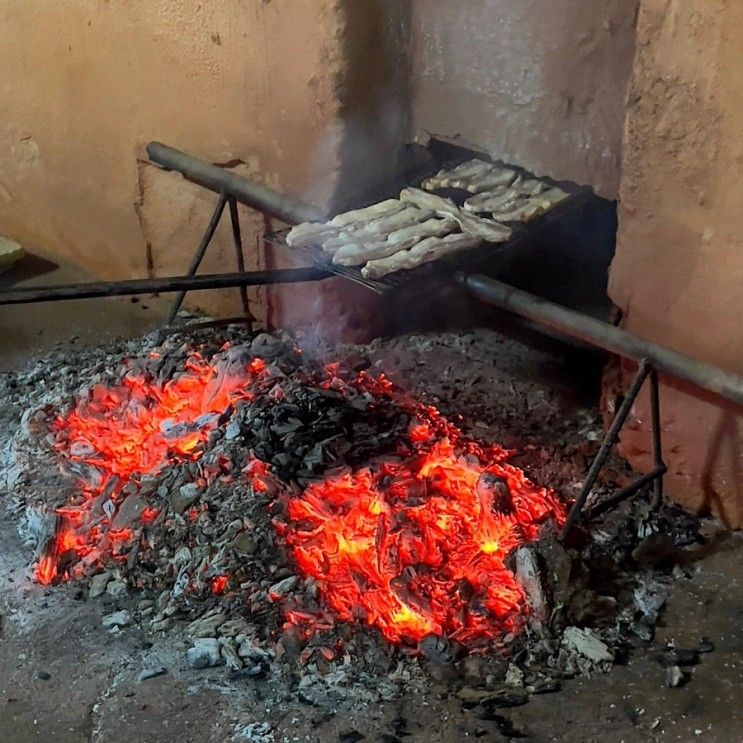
[410,0,638,198]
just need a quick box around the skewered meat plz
[320,205,432,253]
[494,187,570,223]
[401,187,512,242]
[464,177,552,215]
[288,199,405,248]
[450,212,512,242]
[286,221,342,248]
[331,217,458,266]
[321,229,384,253]
[511,176,548,197]
[442,159,493,179]
[400,187,459,215]
[540,186,570,205]
[386,216,458,245]
[461,166,517,193]
[494,199,547,223]
[356,205,433,237]
[464,188,520,214]
[361,233,482,279]
[288,179,566,255]
[422,160,517,193]
[329,198,405,227]
[465,177,567,222]
[421,159,493,190]
[332,236,419,266]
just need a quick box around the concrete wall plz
[609,0,743,526]
[0,0,350,318]
[409,0,638,198]
[0,0,412,322]
[265,0,412,340]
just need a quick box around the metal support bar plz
[456,271,743,531]
[584,466,668,520]
[228,196,255,333]
[649,368,664,508]
[146,142,326,225]
[0,267,332,305]
[580,367,667,523]
[561,360,652,539]
[456,272,743,406]
[165,193,228,327]
[159,315,258,335]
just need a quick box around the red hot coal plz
[36,344,565,651]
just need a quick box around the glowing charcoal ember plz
[35,554,58,585]
[56,351,264,481]
[34,525,81,585]
[141,507,160,525]
[36,347,268,583]
[35,340,565,653]
[271,436,565,649]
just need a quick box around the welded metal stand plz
[165,193,256,333]
[228,196,254,327]
[560,360,667,540]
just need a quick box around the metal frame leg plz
[164,193,228,327]
[649,368,665,508]
[227,196,255,333]
[567,363,668,529]
[584,466,667,520]
[561,360,653,540]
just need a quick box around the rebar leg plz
[649,368,665,508]
[164,193,228,328]
[584,466,667,520]
[227,196,255,333]
[561,359,652,540]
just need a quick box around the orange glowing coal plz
[256,367,565,649]
[36,345,565,651]
[56,352,265,481]
[269,437,564,649]
[36,347,267,584]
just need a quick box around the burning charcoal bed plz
[0,324,708,731]
[15,332,567,648]
[3,0,743,735]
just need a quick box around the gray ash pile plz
[0,327,705,715]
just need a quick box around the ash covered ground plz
[0,325,734,742]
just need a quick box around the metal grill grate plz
[263,143,591,293]
[263,231,440,294]
[265,191,588,294]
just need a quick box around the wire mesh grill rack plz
[264,180,590,295]
[263,231,437,294]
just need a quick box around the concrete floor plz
[1,253,742,742]
[0,250,170,372]
[1,514,741,742]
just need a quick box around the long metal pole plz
[561,361,652,539]
[456,272,743,406]
[227,196,254,331]
[0,268,331,305]
[146,142,326,225]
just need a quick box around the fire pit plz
[1,325,704,714]
[27,332,565,652]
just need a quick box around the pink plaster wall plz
[409,0,638,198]
[609,0,743,526]
[0,0,347,320]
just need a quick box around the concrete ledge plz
[0,236,24,274]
